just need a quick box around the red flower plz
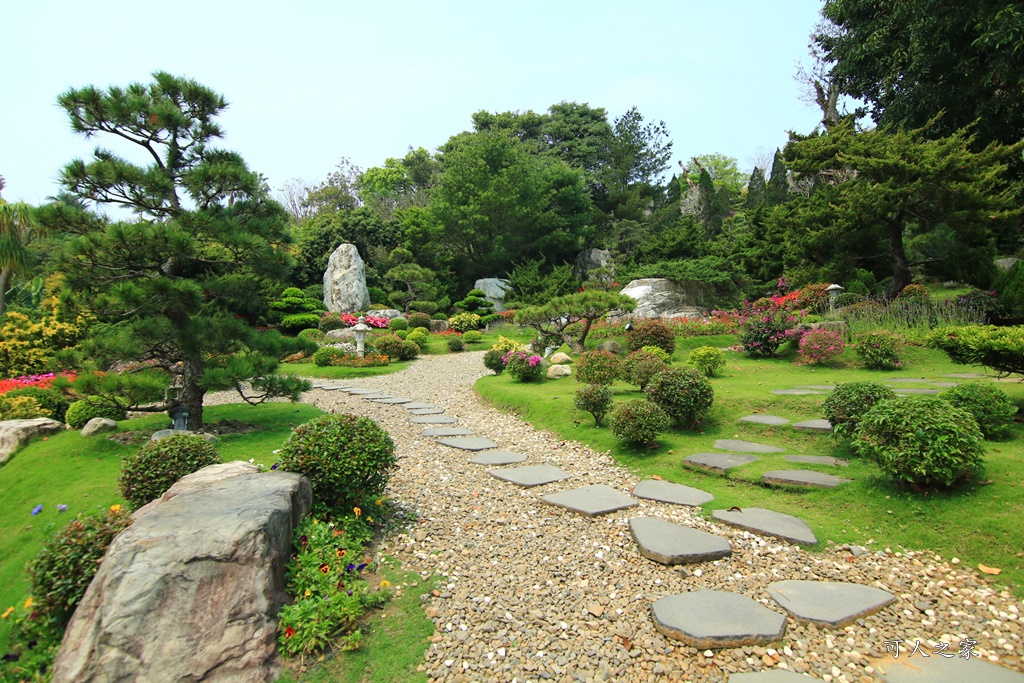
[285,626,295,638]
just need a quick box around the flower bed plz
[0,372,76,395]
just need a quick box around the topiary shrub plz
[280,313,322,335]
[372,332,406,360]
[407,312,431,329]
[574,384,614,426]
[687,346,725,376]
[387,317,409,331]
[318,313,350,332]
[119,434,221,510]
[626,320,675,355]
[399,339,420,360]
[503,350,544,382]
[943,382,1017,438]
[313,346,346,367]
[463,330,483,343]
[279,414,397,512]
[0,394,45,420]
[855,329,905,369]
[297,328,326,344]
[623,350,668,391]
[798,329,845,365]
[65,399,127,429]
[896,283,929,302]
[449,312,482,332]
[407,327,430,346]
[822,381,896,438]
[408,301,439,315]
[574,350,623,385]
[29,506,133,630]
[645,367,714,430]
[483,348,507,374]
[853,397,985,488]
[393,328,409,339]
[2,386,70,422]
[610,400,670,447]
[447,336,465,352]
[640,345,671,363]
[430,312,448,320]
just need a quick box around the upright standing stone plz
[574,248,613,282]
[474,278,511,312]
[323,243,370,313]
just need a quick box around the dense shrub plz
[279,414,397,511]
[645,367,713,430]
[372,333,407,360]
[65,398,127,429]
[29,506,133,630]
[449,312,482,332]
[574,350,623,385]
[407,312,431,329]
[407,327,430,346]
[297,328,326,344]
[483,348,507,374]
[431,312,448,320]
[626,320,675,355]
[687,346,725,376]
[408,300,439,315]
[491,336,525,354]
[0,311,83,378]
[318,313,350,332]
[463,330,483,343]
[119,434,222,510]
[943,382,1017,438]
[623,350,668,391]
[574,384,614,426]
[610,400,670,446]
[794,283,831,311]
[0,394,45,420]
[833,292,866,308]
[928,325,1024,375]
[993,261,1024,319]
[393,328,409,339]
[503,350,544,382]
[853,397,985,488]
[954,289,1000,322]
[798,329,845,365]
[387,317,409,331]
[280,313,322,335]
[313,346,346,367]
[822,381,896,438]
[447,336,465,352]
[640,345,671,363]
[399,340,420,360]
[2,386,69,421]
[855,329,905,369]
[896,283,929,302]
[739,305,798,356]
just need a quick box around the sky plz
[2,0,827,206]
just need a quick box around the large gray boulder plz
[52,462,312,683]
[80,417,117,437]
[617,278,705,319]
[474,278,511,312]
[0,417,63,464]
[575,248,613,282]
[323,243,370,313]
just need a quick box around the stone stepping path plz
[792,418,833,433]
[369,397,413,404]
[438,436,497,451]
[684,452,759,473]
[729,671,814,682]
[308,384,351,391]
[891,387,939,395]
[942,372,987,379]
[468,450,528,465]
[410,415,458,424]
[930,381,958,388]
[408,407,445,415]
[712,507,818,545]
[341,388,378,394]
[402,402,436,410]
[715,439,785,453]
[488,464,571,488]
[878,655,1024,683]
[794,384,835,390]
[739,414,790,426]
[632,479,713,506]
[763,469,853,488]
[629,517,731,564]
[885,377,931,383]
[786,454,848,467]
[651,590,786,649]
[766,580,895,627]
[541,484,638,517]
[421,426,474,437]
[358,392,391,399]
[771,388,825,395]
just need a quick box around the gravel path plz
[222,352,1024,682]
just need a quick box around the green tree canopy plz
[514,290,636,354]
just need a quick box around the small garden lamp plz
[826,283,845,311]
[352,316,371,358]
[168,405,189,431]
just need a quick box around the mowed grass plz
[476,336,1024,597]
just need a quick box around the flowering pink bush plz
[798,329,845,365]
[0,371,76,395]
[736,298,802,356]
[503,350,544,382]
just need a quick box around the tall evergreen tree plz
[764,149,790,207]
[743,167,767,211]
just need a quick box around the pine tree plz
[764,149,790,207]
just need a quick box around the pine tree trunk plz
[883,211,912,300]
[179,356,207,430]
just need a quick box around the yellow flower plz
[379,580,391,589]
[375,498,383,506]
[353,507,361,518]
[367,516,373,524]
[110,504,121,513]
[304,589,311,598]
[1,607,13,619]
[313,519,319,525]
[23,597,33,610]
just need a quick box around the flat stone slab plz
[369,397,412,404]
[878,655,1024,683]
[541,484,639,517]
[632,479,714,506]
[629,517,731,564]
[358,392,391,399]
[308,384,351,391]
[712,507,818,545]
[794,385,835,390]
[651,590,786,649]
[786,455,849,468]
[408,407,445,415]
[771,389,825,395]
[729,671,818,683]
[739,414,790,426]
[342,388,378,394]
[438,436,498,451]
[422,427,474,437]
[469,450,529,465]
[941,373,988,379]
[792,418,833,433]
[488,465,570,488]
[714,439,784,454]
[410,415,458,424]
[929,381,958,388]
[763,470,853,488]
[767,580,895,627]
[684,453,759,474]
[402,402,436,410]
[891,387,939,395]
[884,377,931,383]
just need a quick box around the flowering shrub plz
[574,384,614,426]
[645,367,714,429]
[626,319,675,355]
[503,350,544,382]
[449,312,482,332]
[372,333,416,361]
[794,283,832,311]
[896,283,929,303]
[119,434,221,510]
[0,371,76,395]
[574,350,622,385]
[822,381,896,438]
[490,336,525,354]
[954,289,1000,322]
[407,312,431,329]
[317,313,389,332]
[0,394,45,420]
[623,350,668,391]
[313,350,390,368]
[687,346,725,376]
[943,382,1017,438]
[610,400,670,447]
[855,329,904,369]
[738,300,800,356]
[797,329,845,365]
[0,311,83,378]
[483,349,507,374]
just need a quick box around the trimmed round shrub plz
[372,332,406,360]
[388,317,409,331]
[447,336,465,352]
[407,312,431,329]
[855,329,904,370]
[943,382,1017,438]
[399,339,420,360]
[279,414,397,511]
[313,346,346,367]
[687,346,725,376]
[798,329,845,365]
[853,397,985,488]
[574,384,614,426]
[3,386,70,422]
[431,312,448,320]
[627,320,675,355]
[822,381,896,438]
[483,348,507,374]
[394,328,409,339]
[449,312,482,332]
[463,330,483,343]
[574,350,623,385]
[29,506,133,630]
[65,399,127,429]
[407,327,430,346]
[645,367,714,430]
[119,434,221,510]
[623,350,668,391]
[297,328,326,344]
[640,345,671,363]
[610,400,670,447]
[318,313,349,332]
[281,313,322,335]
[504,350,544,382]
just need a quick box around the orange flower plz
[23,597,33,610]
[1,607,13,619]
[353,507,361,518]
[109,504,121,513]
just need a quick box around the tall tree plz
[764,150,790,207]
[0,188,43,317]
[606,107,673,191]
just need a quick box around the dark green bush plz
[644,367,713,430]
[65,398,127,429]
[119,434,221,510]
[447,336,465,352]
[822,381,896,438]
[279,414,397,511]
[297,328,326,344]
[367,286,389,305]
[574,350,623,385]
[855,329,905,369]
[483,348,506,374]
[943,382,1017,438]
[280,313,322,335]
[430,312,448,320]
[3,386,69,422]
[407,312,431,329]
[313,346,346,367]
[318,313,350,332]
[853,397,985,488]
[408,300,439,315]
[626,320,676,355]
[623,350,668,391]
[574,384,614,426]
[610,400,670,446]
[387,317,409,331]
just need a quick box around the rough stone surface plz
[410,415,458,424]
[546,365,571,379]
[763,470,853,489]
[651,590,786,649]
[739,414,790,426]
[684,452,760,473]
[150,429,218,443]
[401,402,436,410]
[342,388,379,394]
[715,439,785,453]
[428,319,450,333]
[574,247,613,282]
[0,417,63,464]
[793,384,836,390]
[879,655,1024,682]
[729,671,817,682]
[713,507,818,545]
[322,243,370,313]
[325,328,355,341]
[51,463,311,683]
[369,397,413,404]
[617,278,704,319]
[540,484,638,517]
[549,352,573,365]
[792,419,833,433]
[596,339,623,355]
[421,426,474,437]
[488,464,571,488]
[766,580,896,627]
[772,389,825,395]
[995,256,1020,272]
[375,308,405,319]
[629,517,731,565]
[409,407,445,415]
[468,450,529,465]
[786,455,849,467]
[438,436,498,451]
[632,478,714,506]
[80,417,117,437]
[473,278,511,312]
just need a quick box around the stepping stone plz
[763,470,853,488]
[792,418,833,433]
[438,436,498,451]
[771,389,824,395]
[469,450,528,465]
[343,388,378,394]
[729,671,817,682]
[930,381,958,388]
[766,580,895,627]
[684,453,759,474]
[885,377,931,383]
[712,507,817,545]
[739,414,790,426]
[786,455,849,468]
[369,397,412,404]
[541,484,639,517]
[651,590,786,649]
[402,402,436,410]
[409,407,444,415]
[308,384,351,391]
[941,372,987,379]
[422,427,474,437]
[629,517,731,564]
[794,384,835,390]
[488,464,570,488]
[359,393,391,399]
[878,655,1024,683]
[891,387,939,395]
[410,415,458,424]
[632,479,714,506]
[714,439,784,454]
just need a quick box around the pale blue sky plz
[3,0,826,205]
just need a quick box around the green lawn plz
[476,337,1024,597]
[279,360,413,379]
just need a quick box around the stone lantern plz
[826,283,845,311]
[352,316,372,357]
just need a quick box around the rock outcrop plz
[617,278,705,319]
[0,417,63,464]
[323,243,370,313]
[473,278,511,312]
[575,248,613,283]
[51,462,312,683]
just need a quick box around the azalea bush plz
[574,350,622,385]
[623,350,668,391]
[855,329,904,370]
[738,300,800,357]
[645,367,714,430]
[318,313,390,332]
[503,350,544,382]
[798,329,845,365]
